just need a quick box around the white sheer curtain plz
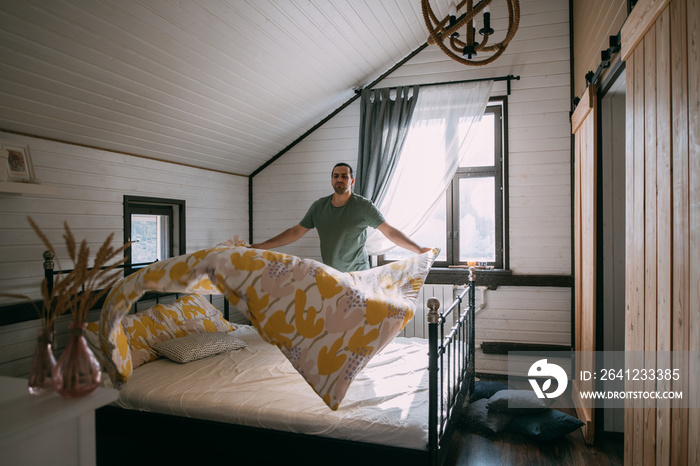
[364,80,493,255]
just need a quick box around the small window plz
[131,210,171,264]
[123,196,185,275]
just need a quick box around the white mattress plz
[114,325,430,450]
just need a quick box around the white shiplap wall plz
[253,0,572,373]
[0,132,248,376]
[0,131,248,305]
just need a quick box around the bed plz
[42,246,477,466]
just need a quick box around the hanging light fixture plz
[421,0,520,66]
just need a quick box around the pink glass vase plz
[52,322,101,398]
[28,329,56,395]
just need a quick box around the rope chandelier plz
[421,0,520,66]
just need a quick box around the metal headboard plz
[42,250,230,319]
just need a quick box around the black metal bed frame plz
[41,250,230,319]
[428,268,476,464]
[39,251,476,466]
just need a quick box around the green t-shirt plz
[300,193,385,272]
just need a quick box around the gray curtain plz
[355,85,419,204]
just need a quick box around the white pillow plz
[154,333,246,363]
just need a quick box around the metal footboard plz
[427,268,476,465]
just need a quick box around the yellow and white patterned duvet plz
[100,240,438,409]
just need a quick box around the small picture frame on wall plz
[1,142,35,182]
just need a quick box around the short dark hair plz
[332,162,354,178]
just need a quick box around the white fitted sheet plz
[114,325,430,450]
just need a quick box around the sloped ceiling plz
[0,0,450,176]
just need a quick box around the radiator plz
[400,284,457,339]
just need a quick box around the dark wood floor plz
[442,418,624,466]
[441,378,625,466]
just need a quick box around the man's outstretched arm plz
[377,222,432,254]
[250,224,310,250]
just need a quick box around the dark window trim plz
[500,96,511,271]
[123,196,186,275]
[425,268,572,288]
[448,101,505,268]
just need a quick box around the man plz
[250,162,431,272]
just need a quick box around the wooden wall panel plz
[574,102,583,365]
[643,28,658,466]
[621,0,697,463]
[686,1,699,463]
[632,42,646,466]
[670,0,690,464]
[623,48,635,462]
[654,8,672,465]
[620,0,671,60]
[571,84,596,444]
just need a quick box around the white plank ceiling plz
[0,0,453,176]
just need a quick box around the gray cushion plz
[461,398,515,435]
[485,389,548,414]
[154,333,246,363]
[468,380,514,403]
[509,409,585,441]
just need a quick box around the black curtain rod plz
[359,74,521,95]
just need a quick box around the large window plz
[382,98,507,268]
[123,196,185,275]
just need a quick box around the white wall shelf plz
[0,181,58,195]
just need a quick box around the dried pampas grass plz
[2,217,130,330]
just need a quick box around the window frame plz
[446,100,505,268]
[123,196,186,276]
[378,96,508,269]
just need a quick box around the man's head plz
[331,163,354,195]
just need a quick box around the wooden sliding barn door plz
[571,85,597,445]
[620,0,698,464]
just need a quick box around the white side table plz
[0,376,118,466]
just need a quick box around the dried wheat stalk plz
[1,217,130,331]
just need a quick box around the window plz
[382,98,507,268]
[123,196,185,275]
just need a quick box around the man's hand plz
[377,222,431,254]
